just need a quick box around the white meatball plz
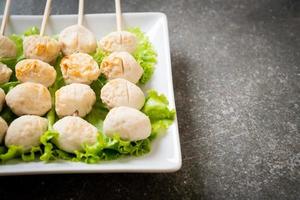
[100,51,143,84]
[0,35,17,58]
[23,35,61,63]
[53,116,98,153]
[5,115,47,151]
[15,59,57,87]
[5,82,52,116]
[103,106,151,141]
[99,31,137,53]
[60,52,100,85]
[59,25,97,56]
[0,88,5,112]
[0,117,8,144]
[55,83,96,118]
[0,63,12,84]
[101,78,145,110]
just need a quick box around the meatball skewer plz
[0,0,17,58]
[0,0,14,83]
[99,0,137,53]
[58,0,97,56]
[23,0,60,63]
[99,0,143,83]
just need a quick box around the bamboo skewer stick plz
[40,0,52,36]
[0,0,12,36]
[115,0,122,31]
[78,0,84,26]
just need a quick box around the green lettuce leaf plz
[128,27,157,84]
[92,48,108,64]
[40,131,151,163]
[40,55,66,161]
[0,106,16,124]
[0,145,42,162]
[142,90,176,139]
[84,103,108,131]
[23,26,40,36]
[0,81,19,93]
[21,146,42,161]
[0,146,22,162]
[40,130,60,161]
[0,81,19,124]
[73,134,151,164]
[40,129,74,162]
[143,90,175,121]
[85,75,109,130]
[9,34,24,61]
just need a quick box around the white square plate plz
[0,13,181,175]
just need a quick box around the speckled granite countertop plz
[0,0,299,199]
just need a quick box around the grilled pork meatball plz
[99,31,137,53]
[0,117,8,144]
[55,83,96,118]
[59,25,97,56]
[100,51,143,84]
[5,115,48,151]
[0,63,12,84]
[60,52,100,85]
[23,35,61,63]
[103,106,151,141]
[15,59,57,87]
[101,78,145,110]
[0,35,17,58]
[5,82,52,116]
[53,116,98,153]
[0,88,5,112]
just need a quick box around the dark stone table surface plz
[0,0,299,199]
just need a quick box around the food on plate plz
[99,31,137,53]
[0,88,5,112]
[60,52,100,85]
[59,25,97,56]
[5,82,52,116]
[55,83,96,117]
[15,59,57,87]
[0,35,17,58]
[5,115,48,151]
[100,51,143,83]
[53,116,98,153]
[0,117,8,143]
[103,106,151,141]
[0,25,174,165]
[0,63,12,84]
[0,0,17,59]
[23,35,61,63]
[101,78,145,110]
